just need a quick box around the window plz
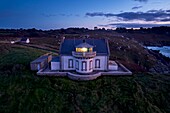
[89,60,93,70]
[82,61,87,71]
[88,48,93,52]
[76,60,79,70]
[95,59,100,68]
[68,59,73,68]
[76,48,88,52]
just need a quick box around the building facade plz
[51,38,118,73]
[31,38,132,80]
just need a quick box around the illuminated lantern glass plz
[81,47,87,52]
[76,47,88,52]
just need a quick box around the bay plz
[146,46,170,58]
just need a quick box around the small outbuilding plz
[20,37,30,43]
[11,41,15,44]
[30,54,52,71]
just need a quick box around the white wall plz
[75,58,93,74]
[93,56,108,71]
[26,39,30,43]
[61,56,75,70]
[51,62,60,70]
[108,61,118,71]
[109,64,118,70]
[61,55,108,71]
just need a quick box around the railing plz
[72,51,96,58]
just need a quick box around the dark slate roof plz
[51,56,60,62]
[60,39,110,56]
[31,55,48,63]
[20,37,28,41]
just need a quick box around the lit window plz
[89,48,93,52]
[82,47,87,52]
[76,48,88,52]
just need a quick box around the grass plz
[0,44,46,71]
[0,42,170,113]
[108,37,157,72]
[0,72,170,113]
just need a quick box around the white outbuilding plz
[20,37,30,43]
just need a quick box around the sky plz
[0,0,170,29]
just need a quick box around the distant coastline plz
[146,46,170,58]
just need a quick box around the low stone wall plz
[101,71,132,76]
[36,62,132,81]
[118,63,132,73]
[37,69,67,77]
[67,72,101,81]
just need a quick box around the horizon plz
[1,26,170,31]
[1,0,170,30]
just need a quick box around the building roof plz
[60,39,110,56]
[76,42,93,48]
[51,56,60,62]
[20,37,29,41]
[31,55,48,63]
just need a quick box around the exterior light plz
[76,47,88,52]
[81,47,87,52]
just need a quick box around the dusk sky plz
[1,0,170,29]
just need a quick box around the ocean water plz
[146,46,170,58]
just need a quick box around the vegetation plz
[0,29,170,112]
[0,70,170,112]
[0,44,46,72]
[1,27,170,46]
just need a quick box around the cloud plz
[86,9,170,28]
[133,0,148,2]
[146,9,166,13]
[132,6,143,10]
[42,13,80,17]
[99,23,170,28]
[42,13,58,17]
[86,12,105,17]
[160,19,170,22]
[59,14,73,17]
[85,9,170,22]
[166,10,170,12]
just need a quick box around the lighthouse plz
[72,40,96,74]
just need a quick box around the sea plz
[146,46,170,58]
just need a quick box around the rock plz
[149,61,170,74]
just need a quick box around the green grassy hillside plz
[0,42,170,113]
[0,72,170,113]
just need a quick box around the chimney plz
[83,39,86,43]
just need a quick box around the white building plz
[20,37,30,43]
[51,38,118,73]
[33,38,132,80]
